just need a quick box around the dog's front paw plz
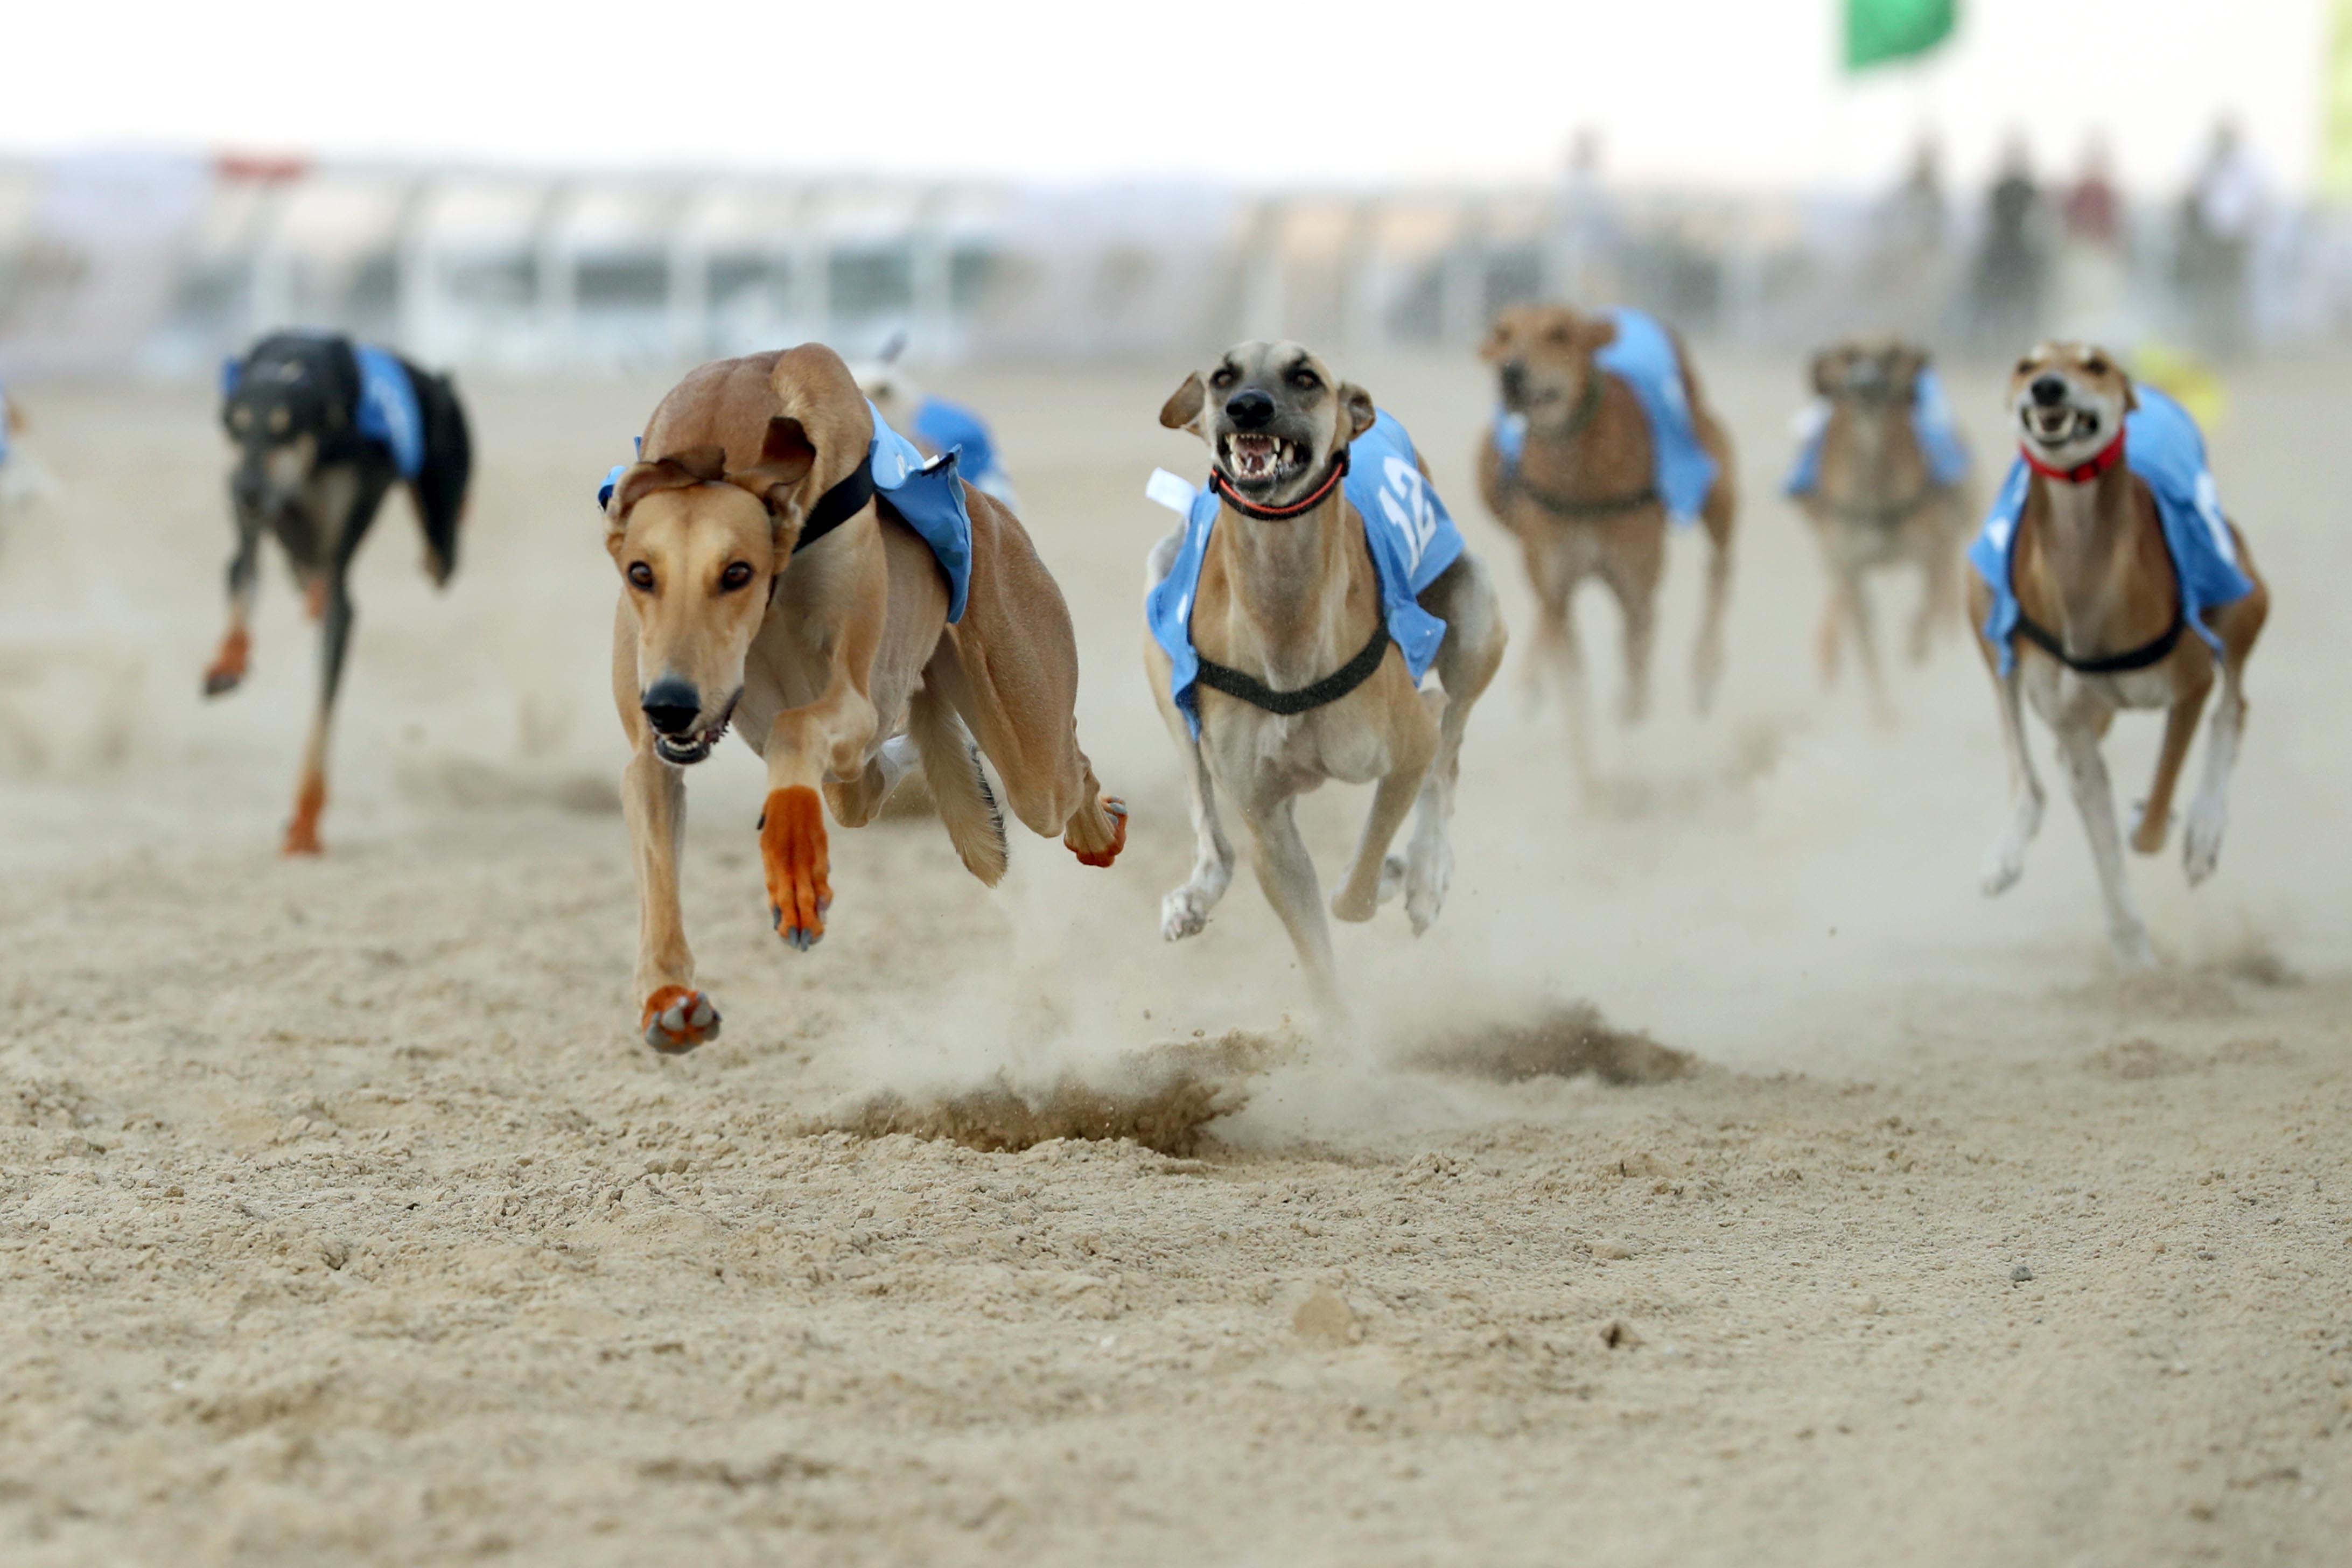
[1405,839,1453,936]
[1067,795,1128,869]
[760,786,832,950]
[1980,844,2024,898]
[2129,798,2172,856]
[1161,885,1212,941]
[641,986,721,1053]
[202,629,250,697]
[2183,803,2226,886]
[1329,883,1379,923]
[282,775,326,857]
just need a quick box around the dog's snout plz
[230,466,267,509]
[640,678,703,736]
[1224,389,1275,430]
[1499,362,1528,402]
[2029,375,2069,408]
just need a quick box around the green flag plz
[1845,0,1957,71]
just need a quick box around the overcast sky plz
[1,0,2328,195]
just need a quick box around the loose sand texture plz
[1,352,2347,1566]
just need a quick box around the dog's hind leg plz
[204,498,265,697]
[909,683,1008,886]
[2055,711,2157,968]
[2131,662,2213,856]
[1392,555,1507,933]
[1691,441,1738,715]
[2182,656,2246,886]
[1841,566,1895,726]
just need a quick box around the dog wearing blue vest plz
[209,331,472,854]
[1477,304,1737,778]
[1787,338,1976,722]
[855,361,1021,514]
[1145,341,1506,1024]
[604,345,1128,1052]
[1967,342,2269,968]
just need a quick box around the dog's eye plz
[2015,359,2036,377]
[1209,367,1236,388]
[228,407,250,431]
[1546,324,1571,344]
[2083,355,2109,375]
[626,563,655,591]
[268,407,290,433]
[1289,368,1319,391]
[719,562,754,592]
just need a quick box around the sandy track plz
[1,355,2348,1565]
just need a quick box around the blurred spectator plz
[1971,136,2050,349]
[2058,135,2128,339]
[1870,133,1951,337]
[1549,127,1621,304]
[2176,117,2264,355]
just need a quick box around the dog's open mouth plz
[653,693,739,767]
[1220,432,1305,491]
[2023,404,2101,447]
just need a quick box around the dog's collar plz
[796,452,876,552]
[1208,448,1350,521]
[1195,622,1390,716]
[2021,430,2126,485]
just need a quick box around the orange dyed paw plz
[203,628,250,697]
[282,775,326,857]
[641,985,722,1053]
[303,576,329,622]
[759,786,831,950]
[1069,795,1128,869]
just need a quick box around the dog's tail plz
[909,686,1007,886]
[406,365,472,586]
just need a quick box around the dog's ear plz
[1159,372,1207,436]
[732,416,816,507]
[610,447,726,517]
[1809,351,1836,397]
[1338,382,1378,444]
[2120,377,2139,412]
[1575,314,1621,355]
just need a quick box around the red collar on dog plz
[2021,430,2126,485]
[1208,449,1350,520]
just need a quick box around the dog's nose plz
[1499,362,1528,402]
[2029,375,2069,408]
[1224,389,1275,430]
[640,678,703,736]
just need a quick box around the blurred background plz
[3,0,2349,380]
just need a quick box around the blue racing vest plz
[1783,368,1971,496]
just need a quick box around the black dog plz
[207,332,472,853]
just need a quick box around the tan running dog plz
[1476,304,1736,774]
[1146,341,1506,1023]
[606,346,1128,1051]
[1794,338,1976,722]
[1969,342,2269,968]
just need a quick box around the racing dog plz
[605,345,1126,1052]
[1146,341,1506,1024]
[1968,341,2268,967]
[852,338,1021,511]
[1788,338,1976,722]
[208,332,471,853]
[1478,304,1735,775]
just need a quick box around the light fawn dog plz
[605,346,1126,1051]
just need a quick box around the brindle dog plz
[1476,305,1737,779]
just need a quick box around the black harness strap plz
[1519,479,1660,519]
[1196,624,1392,716]
[2013,606,2187,675]
[795,454,876,553]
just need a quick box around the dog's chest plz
[2025,659,2176,717]
[1209,703,1392,790]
